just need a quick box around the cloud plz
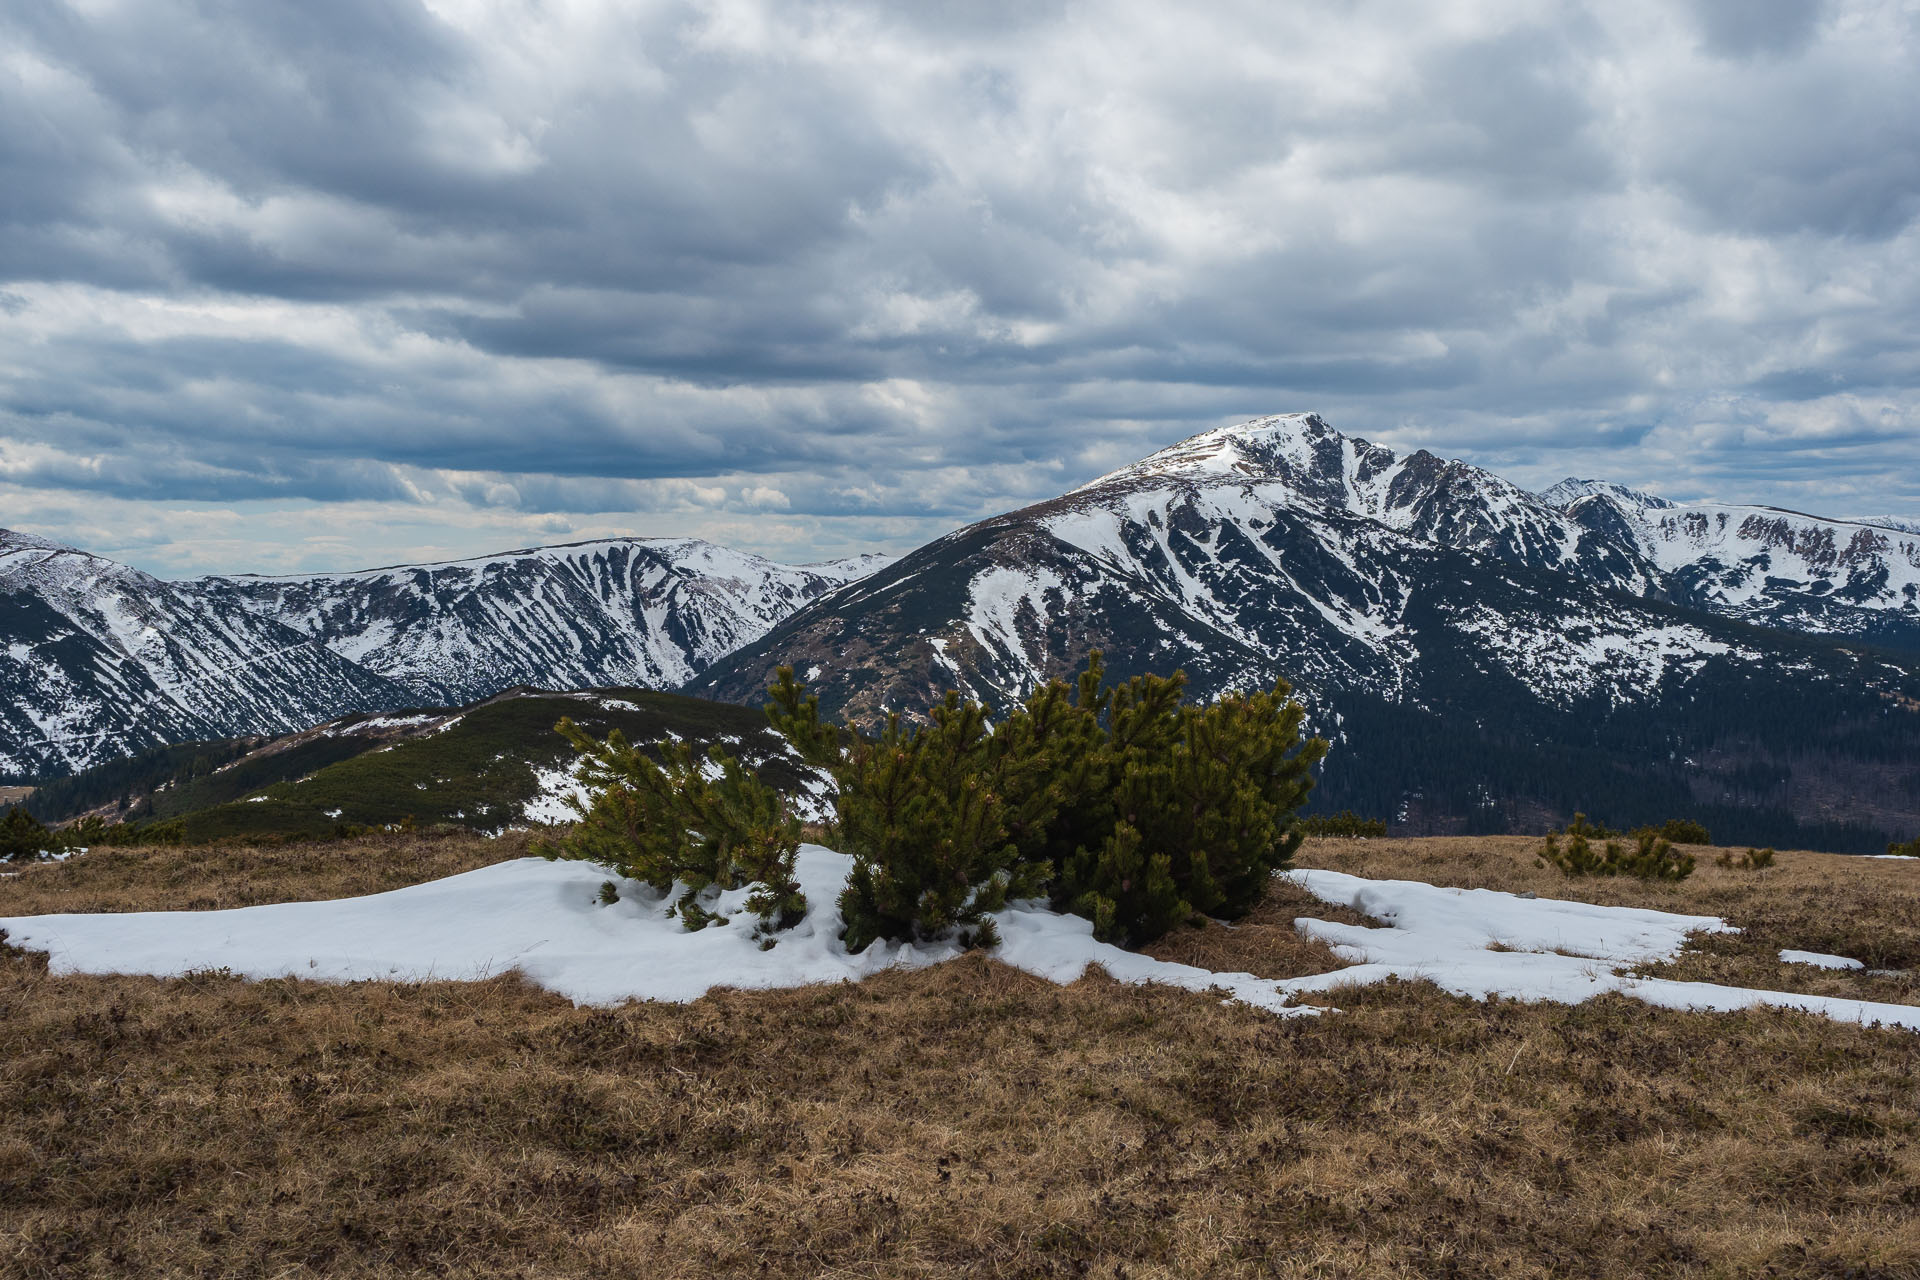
[1,0,1917,574]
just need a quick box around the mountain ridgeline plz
[7,413,1919,851]
[0,533,886,779]
[684,414,1920,852]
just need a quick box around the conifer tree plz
[0,807,51,862]
[537,718,806,934]
[831,693,1047,951]
[765,651,1329,950]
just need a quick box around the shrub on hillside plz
[0,807,53,861]
[1717,846,1776,870]
[1538,813,1695,881]
[1888,837,1920,859]
[766,652,1328,949]
[1653,818,1711,845]
[537,718,805,936]
[1300,811,1389,838]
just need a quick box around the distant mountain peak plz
[1076,412,1352,493]
[0,527,79,553]
[1541,478,1674,510]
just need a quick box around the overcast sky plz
[3,0,1918,576]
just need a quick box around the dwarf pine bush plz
[1717,846,1776,870]
[1888,837,1920,859]
[1653,818,1711,845]
[1539,813,1695,881]
[0,807,53,862]
[766,651,1328,949]
[536,718,805,935]
[1300,811,1390,838]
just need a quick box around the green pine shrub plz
[766,651,1328,950]
[787,689,1045,952]
[1717,846,1776,870]
[536,718,805,936]
[1888,837,1920,859]
[1300,810,1390,838]
[1654,818,1711,845]
[1538,813,1695,881]
[0,807,53,861]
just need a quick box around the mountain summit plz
[686,414,1920,849]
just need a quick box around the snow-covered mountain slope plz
[0,530,416,779]
[194,538,890,706]
[1080,414,1661,596]
[1552,487,1920,649]
[2,530,887,781]
[687,414,1920,850]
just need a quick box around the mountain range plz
[6,412,1919,850]
[686,414,1920,849]
[0,532,882,779]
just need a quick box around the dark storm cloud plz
[1686,0,1829,59]
[1,0,1918,572]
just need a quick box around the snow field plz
[4,855,1919,1032]
[1282,870,1920,1031]
[0,847,1322,1015]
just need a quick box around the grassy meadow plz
[2,833,1918,1277]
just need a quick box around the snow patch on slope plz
[0,848,1322,1014]
[6,859,1917,1032]
[1281,870,1920,1031]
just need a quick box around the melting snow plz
[1281,870,1920,1031]
[2,860,1917,1032]
[0,849,1319,1014]
[1779,949,1865,970]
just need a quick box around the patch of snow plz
[331,712,439,736]
[521,762,590,826]
[0,848,1323,1014]
[7,859,1916,1033]
[1280,870,1920,1032]
[1780,949,1865,970]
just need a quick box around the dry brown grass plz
[2,833,1920,1277]
[0,830,532,917]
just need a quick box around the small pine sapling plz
[1539,814,1694,880]
[830,693,1045,952]
[535,717,806,936]
[1888,837,1920,859]
[0,807,55,862]
[1617,829,1694,881]
[1537,813,1610,876]
[1717,846,1776,870]
[1657,818,1712,845]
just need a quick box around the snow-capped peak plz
[1540,478,1674,510]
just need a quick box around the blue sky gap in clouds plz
[1,0,1917,576]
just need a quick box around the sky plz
[3,0,1918,577]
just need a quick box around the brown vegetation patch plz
[4,834,1920,1275]
[0,829,531,916]
[1140,876,1374,981]
[5,940,1920,1277]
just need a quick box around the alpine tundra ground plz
[3,834,1919,1278]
